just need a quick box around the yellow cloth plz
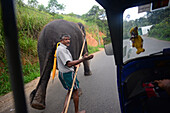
[52,42,60,80]
[130,27,145,54]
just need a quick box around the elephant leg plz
[83,60,92,76]
[30,89,36,104]
[31,73,50,110]
[30,51,53,110]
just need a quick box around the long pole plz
[64,39,86,113]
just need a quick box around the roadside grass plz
[88,46,99,54]
[148,17,170,41]
[23,62,40,84]
[0,61,40,96]
[62,15,86,25]
[0,61,10,95]
[88,45,104,54]
[0,36,39,96]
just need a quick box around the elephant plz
[30,19,92,110]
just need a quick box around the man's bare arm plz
[66,54,94,67]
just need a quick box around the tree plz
[28,0,38,8]
[82,5,100,22]
[82,5,108,44]
[82,6,107,25]
[147,7,170,24]
[38,4,46,12]
[82,5,106,22]
[67,13,81,18]
[16,0,25,6]
[46,0,65,14]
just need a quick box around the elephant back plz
[38,19,85,61]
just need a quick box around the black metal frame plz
[96,0,159,112]
[1,0,28,112]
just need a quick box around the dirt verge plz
[0,77,40,113]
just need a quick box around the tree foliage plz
[46,0,65,14]
[16,0,25,6]
[82,5,108,34]
[28,0,38,8]
[148,8,170,40]
[38,4,47,12]
[82,5,105,22]
[147,7,170,24]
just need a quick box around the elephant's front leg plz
[30,52,53,110]
[83,60,92,75]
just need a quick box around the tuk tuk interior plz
[96,0,170,113]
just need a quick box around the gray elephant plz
[30,19,92,110]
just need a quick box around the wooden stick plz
[64,39,86,113]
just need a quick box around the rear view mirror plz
[103,37,113,55]
[138,0,170,13]
[152,0,170,11]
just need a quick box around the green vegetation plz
[23,63,40,84]
[16,5,53,39]
[88,46,100,54]
[149,17,170,41]
[62,15,86,25]
[0,4,53,96]
[0,59,10,95]
[147,7,170,40]
[19,37,37,56]
[0,2,105,96]
[82,5,108,34]
[0,61,40,96]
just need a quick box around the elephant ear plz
[77,22,86,37]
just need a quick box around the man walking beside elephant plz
[57,34,94,113]
[30,20,92,110]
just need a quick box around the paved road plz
[123,36,170,61]
[2,50,121,113]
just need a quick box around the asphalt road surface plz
[2,50,121,113]
[123,36,170,61]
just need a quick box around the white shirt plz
[56,43,74,73]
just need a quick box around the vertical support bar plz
[106,9,123,65]
[1,0,28,113]
[106,9,124,112]
[117,65,124,113]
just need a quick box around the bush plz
[16,6,53,39]
[0,59,10,96]
[0,61,40,96]
[23,62,40,83]
[88,46,99,54]
[148,17,170,41]
[19,36,37,57]
[62,15,86,25]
